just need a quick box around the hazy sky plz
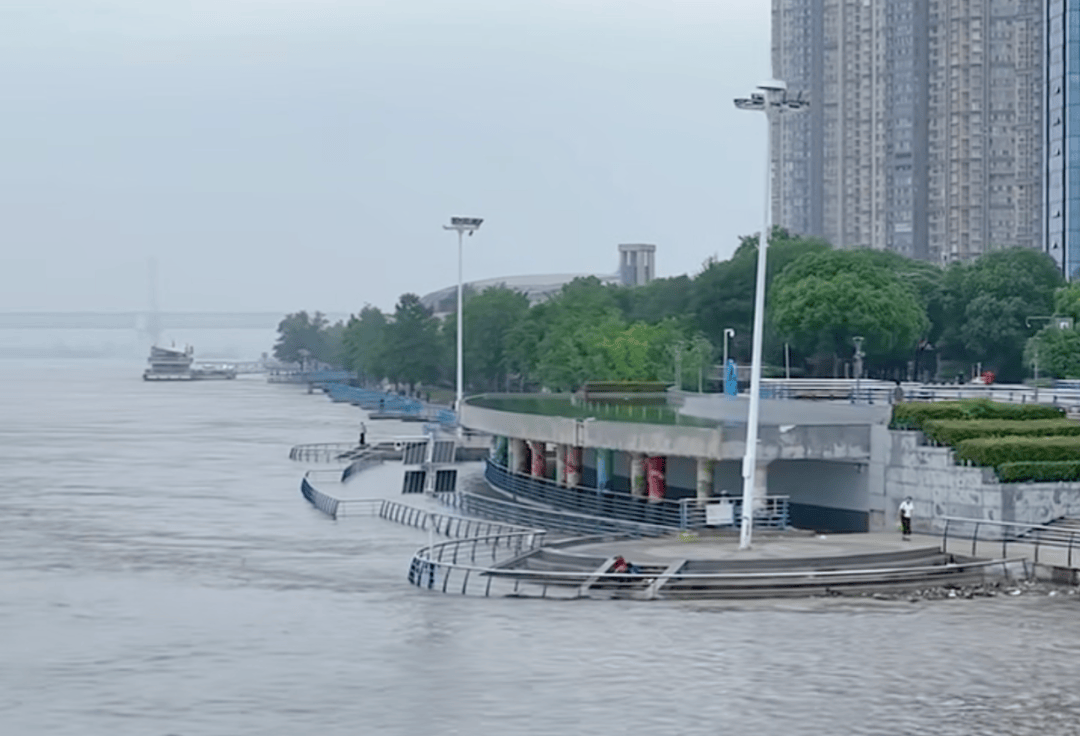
[1,0,771,315]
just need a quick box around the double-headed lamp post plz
[733,80,806,550]
[443,217,483,417]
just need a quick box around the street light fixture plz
[852,336,865,404]
[443,217,483,418]
[722,328,735,395]
[733,80,807,550]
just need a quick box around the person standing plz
[358,421,367,447]
[898,496,914,540]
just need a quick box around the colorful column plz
[529,441,547,479]
[555,444,567,486]
[494,436,508,466]
[630,453,646,498]
[646,456,666,501]
[510,438,529,474]
[696,457,714,505]
[566,446,582,488]
[595,449,611,491]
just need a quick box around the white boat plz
[144,345,195,381]
[143,346,237,381]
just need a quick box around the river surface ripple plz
[2,361,1080,736]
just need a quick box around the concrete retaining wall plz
[883,431,1080,533]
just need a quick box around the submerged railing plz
[290,443,359,463]
[484,459,789,531]
[941,516,1080,568]
[407,535,1019,599]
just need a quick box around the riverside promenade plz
[572,529,935,564]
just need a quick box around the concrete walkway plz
[569,530,946,564]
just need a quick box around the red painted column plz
[566,446,582,488]
[529,441,546,479]
[646,456,666,501]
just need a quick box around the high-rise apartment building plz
[772,0,1044,265]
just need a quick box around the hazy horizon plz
[2,1,771,316]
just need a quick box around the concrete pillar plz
[646,456,666,501]
[529,441,546,479]
[630,453,647,497]
[696,457,714,505]
[595,449,611,491]
[510,438,529,474]
[555,444,567,486]
[754,459,768,511]
[566,446,582,488]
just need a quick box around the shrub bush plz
[957,435,1080,467]
[921,418,1080,446]
[997,461,1080,483]
[890,400,1063,430]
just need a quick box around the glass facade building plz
[1047,1,1080,279]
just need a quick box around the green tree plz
[598,319,692,383]
[461,286,531,391]
[531,277,626,390]
[1053,283,1080,326]
[1024,326,1080,379]
[938,248,1063,382]
[690,227,830,362]
[769,249,928,375]
[612,275,694,326]
[382,294,442,391]
[341,305,388,382]
[273,310,340,365]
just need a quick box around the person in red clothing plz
[611,555,641,575]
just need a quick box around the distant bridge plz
[0,312,349,330]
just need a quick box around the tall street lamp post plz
[443,217,483,418]
[722,328,735,395]
[733,80,806,550]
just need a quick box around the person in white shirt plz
[898,497,914,539]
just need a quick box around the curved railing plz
[439,486,673,537]
[483,459,789,531]
[407,535,1021,599]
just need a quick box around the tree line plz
[273,228,1073,389]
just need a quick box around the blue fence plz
[484,459,789,531]
[322,383,457,425]
[300,476,340,518]
[269,369,353,384]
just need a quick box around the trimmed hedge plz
[921,418,1080,446]
[891,399,1064,430]
[957,435,1080,467]
[997,461,1080,483]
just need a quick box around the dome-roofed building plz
[420,244,656,317]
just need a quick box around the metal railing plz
[289,443,359,463]
[941,516,1080,568]
[268,369,353,384]
[440,487,674,537]
[298,473,545,554]
[750,379,1080,411]
[407,537,1018,599]
[484,459,789,531]
[322,383,458,425]
[340,453,385,482]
